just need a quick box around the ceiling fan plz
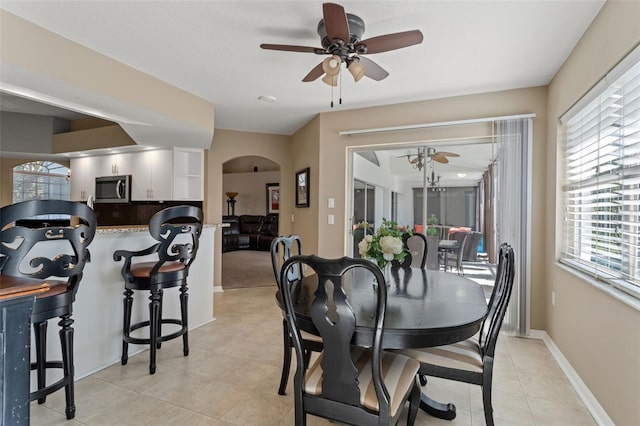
[400,147,460,171]
[260,2,423,84]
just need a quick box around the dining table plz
[0,275,50,425]
[280,265,488,420]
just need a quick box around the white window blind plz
[561,45,640,298]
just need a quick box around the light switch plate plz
[328,214,335,225]
[328,198,335,208]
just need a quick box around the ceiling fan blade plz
[323,3,350,43]
[260,44,325,54]
[435,151,460,157]
[302,62,325,82]
[432,154,449,164]
[356,30,424,54]
[358,57,389,81]
[410,157,421,164]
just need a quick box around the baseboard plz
[214,285,224,293]
[529,329,613,426]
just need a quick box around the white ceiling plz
[0,0,604,136]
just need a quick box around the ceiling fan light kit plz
[260,2,423,105]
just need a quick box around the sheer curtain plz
[494,118,532,336]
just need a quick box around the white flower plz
[364,234,373,243]
[380,236,403,256]
[358,238,370,258]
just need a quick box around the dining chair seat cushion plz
[300,330,323,343]
[395,334,483,373]
[35,280,68,299]
[304,347,420,417]
[130,261,185,278]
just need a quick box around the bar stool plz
[113,205,203,374]
[0,200,96,420]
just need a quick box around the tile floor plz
[31,286,596,426]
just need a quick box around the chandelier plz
[406,147,425,171]
[427,163,446,192]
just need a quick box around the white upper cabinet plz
[100,153,132,177]
[172,148,204,201]
[131,149,173,201]
[70,156,101,201]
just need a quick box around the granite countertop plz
[96,223,219,234]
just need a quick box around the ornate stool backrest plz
[1,200,96,296]
[147,205,203,274]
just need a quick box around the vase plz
[371,261,391,287]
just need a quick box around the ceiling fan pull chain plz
[330,82,334,108]
[339,68,343,105]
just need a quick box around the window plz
[13,161,70,203]
[560,46,640,298]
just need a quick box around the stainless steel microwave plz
[95,175,131,203]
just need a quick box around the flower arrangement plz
[357,218,410,269]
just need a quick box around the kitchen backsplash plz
[92,201,203,226]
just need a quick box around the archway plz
[221,155,281,290]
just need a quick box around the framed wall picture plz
[295,167,310,208]
[266,183,280,214]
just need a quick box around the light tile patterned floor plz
[30,286,596,425]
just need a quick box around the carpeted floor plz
[222,250,276,290]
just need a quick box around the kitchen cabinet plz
[173,148,204,201]
[131,149,173,201]
[70,156,100,201]
[100,153,131,177]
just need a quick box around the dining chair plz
[279,254,421,426]
[396,243,515,426]
[113,205,203,374]
[270,235,322,395]
[443,231,469,275]
[0,200,96,419]
[393,232,427,269]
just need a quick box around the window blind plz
[561,46,640,296]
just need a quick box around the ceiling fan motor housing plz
[317,13,366,58]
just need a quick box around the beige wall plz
[313,87,547,329]
[290,116,321,255]
[546,1,640,424]
[222,171,280,216]
[207,129,292,287]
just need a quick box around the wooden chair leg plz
[407,377,420,426]
[278,319,292,395]
[33,321,48,404]
[148,289,161,374]
[59,313,76,420]
[482,360,495,426]
[122,288,133,365]
[180,284,189,356]
[157,289,164,349]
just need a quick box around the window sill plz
[555,262,640,312]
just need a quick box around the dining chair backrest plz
[479,243,515,358]
[0,200,96,296]
[270,235,303,286]
[451,232,469,272]
[279,254,394,417]
[395,232,427,269]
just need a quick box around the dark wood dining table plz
[0,275,49,425]
[281,266,488,420]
